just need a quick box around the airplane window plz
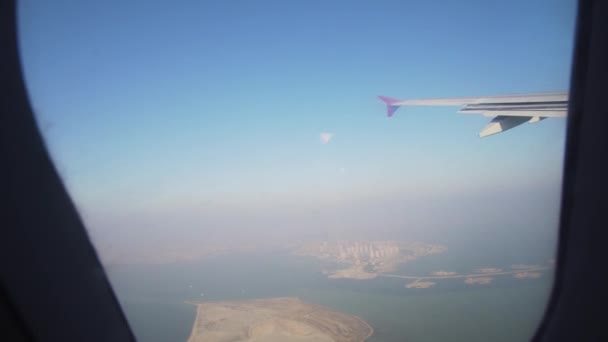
[17,1,576,341]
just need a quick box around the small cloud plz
[320,132,333,144]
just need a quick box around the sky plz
[17,0,577,261]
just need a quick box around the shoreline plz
[185,304,200,342]
[351,310,374,341]
[307,301,374,342]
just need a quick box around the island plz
[187,297,373,342]
[405,280,436,288]
[293,240,447,279]
[514,272,542,279]
[464,277,493,285]
[381,263,552,287]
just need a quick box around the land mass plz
[386,264,551,288]
[187,297,373,342]
[294,240,446,280]
[405,280,436,288]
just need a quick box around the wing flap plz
[458,109,567,118]
[479,116,532,137]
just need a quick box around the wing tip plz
[378,95,399,105]
[378,96,400,117]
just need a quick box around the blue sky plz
[17,0,576,256]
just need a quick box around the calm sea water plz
[106,248,553,342]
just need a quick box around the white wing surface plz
[378,92,568,137]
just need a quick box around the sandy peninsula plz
[187,297,373,342]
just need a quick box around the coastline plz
[306,300,374,342]
[185,303,201,342]
[350,310,374,341]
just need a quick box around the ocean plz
[105,247,553,342]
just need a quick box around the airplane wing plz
[378,92,568,137]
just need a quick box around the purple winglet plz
[378,96,401,117]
